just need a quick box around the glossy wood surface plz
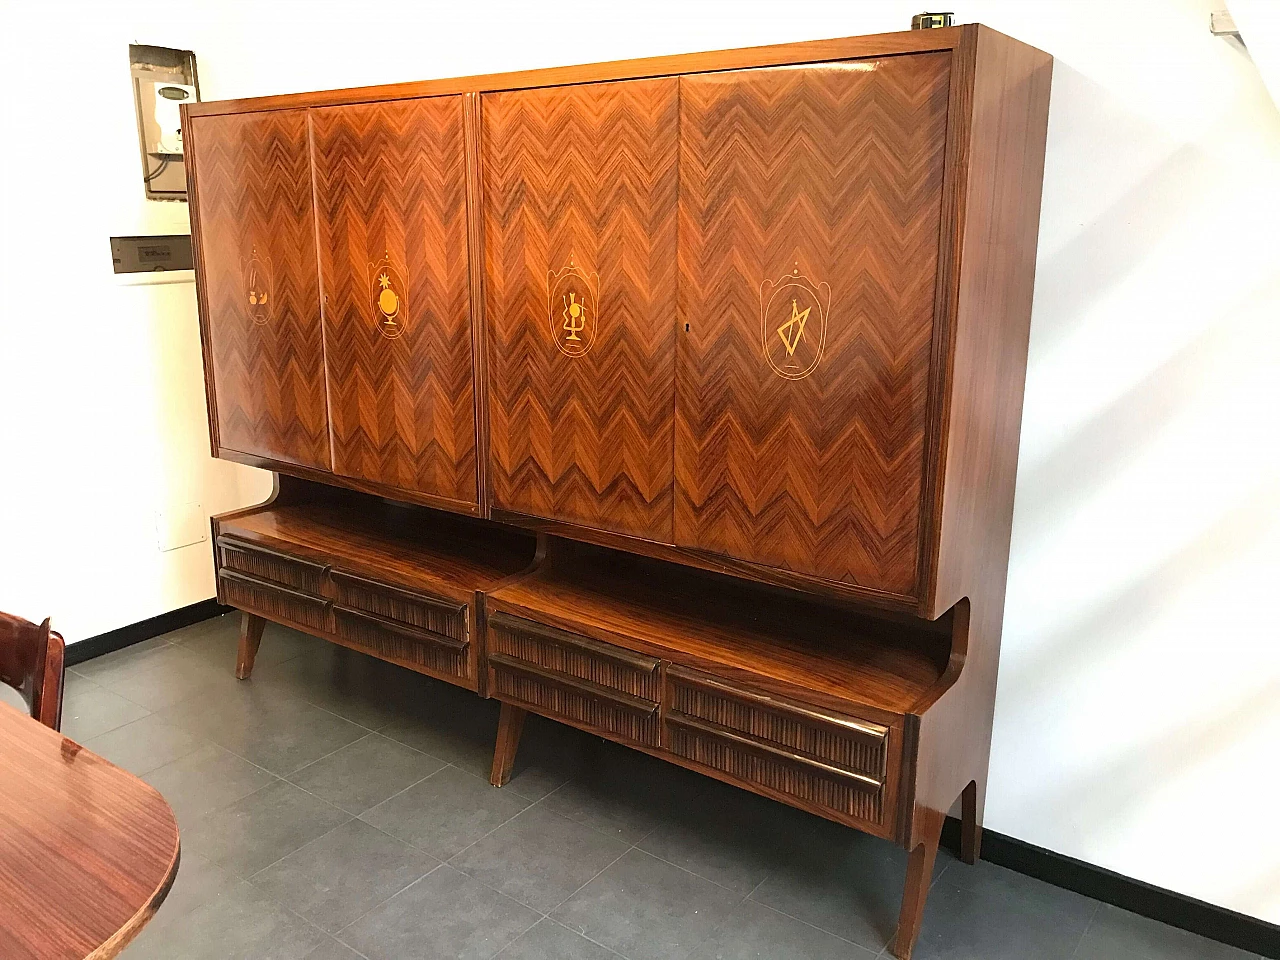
[482,78,679,540]
[312,96,478,506]
[487,544,947,716]
[675,54,952,599]
[188,108,330,468]
[217,492,534,602]
[0,612,64,729]
[0,702,180,960]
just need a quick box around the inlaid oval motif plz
[369,253,407,340]
[242,246,272,325]
[761,266,831,381]
[548,257,599,358]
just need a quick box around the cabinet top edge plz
[183,24,1004,119]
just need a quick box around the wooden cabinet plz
[187,25,1052,960]
[187,109,330,469]
[481,78,679,541]
[675,55,952,600]
[311,96,478,508]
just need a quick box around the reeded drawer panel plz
[487,612,660,701]
[490,655,660,746]
[331,571,467,644]
[218,569,330,631]
[217,536,329,594]
[665,713,885,826]
[666,666,889,783]
[333,606,468,678]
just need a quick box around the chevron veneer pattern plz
[482,78,679,541]
[191,109,330,468]
[674,54,952,597]
[312,96,477,506]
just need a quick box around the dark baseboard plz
[942,817,1280,958]
[65,599,232,667]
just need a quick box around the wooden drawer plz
[217,536,330,594]
[331,571,467,646]
[664,666,890,827]
[333,605,468,678]
[218,569,330,632]
[487,612,660,701]
[487,612,661,746]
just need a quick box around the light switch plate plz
[155,502,206,552]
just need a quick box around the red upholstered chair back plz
[0,612,65,730]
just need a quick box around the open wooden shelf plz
[487,543,951,716]
[218,493,535,601]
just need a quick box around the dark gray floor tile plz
[495,919,621,960]
[252,819,437,934]
[911,859,1098,960]
[288,733,446,815]
[360,765,530,859]
[686,900,877,960]
[104,645,244,711]
[539,745,696,845]
[69,636,173,686]
[61,681,151,742]
[143,743,276,826]
[451,803,630,914]
[747,814,941,951]
[180,617,319,671]
[376,689,500,777]
[303,939,368,960]
[84,712,210,775]
[183,779,351,878]
[340,864,538,960]
[256,642,414,731]
[552,849,743,960]
[199,695,370,777]
[637,779,783,895]
[123,873,328,960]
[1074,904,1257,960]
[151,851,240,922]
[501,716,595,802]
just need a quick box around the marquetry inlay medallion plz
[548,256,599,358]
[243,246,272,325]
[369,252,407,340]
[761,265,830,380]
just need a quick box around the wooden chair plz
[0,612,66,730]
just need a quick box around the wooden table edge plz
[84,839,181,960]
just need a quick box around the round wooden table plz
[0,701,180,959]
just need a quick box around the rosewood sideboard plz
[182,24,1051,958]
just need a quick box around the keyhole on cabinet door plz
[684,322,690,332]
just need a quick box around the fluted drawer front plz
[664,714,884,826]
[333,606,467,678]
[217,536,329,595]
[487,612,660,701]
[331,571,467,644]
[666,666,888,783]
[490,655,660,746]
[218,569,330,631]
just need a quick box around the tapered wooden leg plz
[235,612,265,680]
[490,702,527,787]
[891,809,944,960]
[961,779,983,865]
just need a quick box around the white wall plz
[0,0,1276,926]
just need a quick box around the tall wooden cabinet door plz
[482,79,679,541]
[675,54,952,599]
[189,109,330,469]
[311,97,477,508]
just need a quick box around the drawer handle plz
[219,569,329,607]
[489,653,659,717]
[667,666,888,743]
[334,605,467,652]
[666,711,883,792]
[217,536,331,576]
[488,612,660,674]
[331,570,467,617]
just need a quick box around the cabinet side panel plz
[482,78,679,542]
[189,110,330,469]
[312,96,477,507]
[675,54,951,597]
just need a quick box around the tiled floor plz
[55,613,1256,960]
